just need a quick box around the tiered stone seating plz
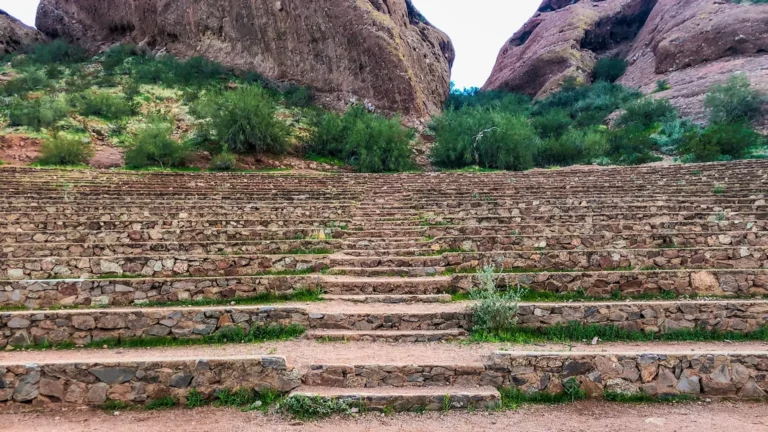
[2,161,768,410]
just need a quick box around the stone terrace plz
[2,161,768,410]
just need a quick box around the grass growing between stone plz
[215,387,284,412]
[30,323,305,351]
[498,380,586,410]
[603,391,698,403]
[145,396,177,410]
[471,322,768,344]
[277,394,358,420]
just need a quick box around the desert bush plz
[124,121,191,168]
[430,108,539,171]
[283,84,314,108]
[650,118,698,155]
[196,85,289,155]
[607,124,662,165]
[535,128,606,167]
[8,96,69,130]
[37,134,94,166]
[470,266,523,335]
[102,44,140,73]
[444,86,531,113]
[70,91,135,120]
[655,79,671,93]
[1,69,50,96]
[209,152,237,171]
[30,40,87,65]
[531,108,573,139]
[592,57,628,83]
[534,80,642,127]
[705,73,766,125]
[615,97,677,129]
[278,395,353,420]
[174,56,227,86]
[309,105,415,173]
[680,122,764,162]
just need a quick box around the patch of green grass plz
[285,248,334,255]
[472,322,768,344]
[603,391,698,403]
[305,154,345,167]
[215,387,284,411]
[28,323,305,350]
[145,396,177,410]
[713,185,726,195]
[185,388,205,408]
[499,381,586,410]
[278,394,354,420]
[442,166,504,173]
[101,399,131,412]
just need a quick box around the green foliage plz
[175,56,227,86]
[430,108,539,171]
[615,97,677,129]
[30,40,87,65]
[651,118,698,155]
[8,96,69,130]
[607,124,662,165]
[531,108,573,138]
[279,395,353,420]
[705,73,766,125]
[209,152,237,171]
[445,86,531,113]
[536,128,606,166]
[680,122,764,162]
[196,85,289,155]
[102,44,140,73]
[1,69,51,96]
[592,57,628,83]
[655,79,671,93]
[309,105,415,173]
[499,383,586,410]
[185,389,205,408]
[145,396,177,410]
[101,399,130,412]
[284,84,314,108]
[125,121,191,169]
[70,91,135,120]
[37,134,94,166]
[534,80,642,127]
[469,266,524,335]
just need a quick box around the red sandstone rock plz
[0,9,47,55]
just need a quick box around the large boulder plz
[0,10,48,55]
[483,0,768,126]
[35,0,455,120]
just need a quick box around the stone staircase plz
[2,161,768,411]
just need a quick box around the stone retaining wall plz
[303,364,486,388]
[484,352,768,399]
[2,255,331,280]
[0,307,471,348]
[0,356,300,405]
[453,269,768,297]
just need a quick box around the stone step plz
[304,329,467,342]
[288,386,501,412]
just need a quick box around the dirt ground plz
[3,400,767,432]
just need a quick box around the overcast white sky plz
[0,0,540,88]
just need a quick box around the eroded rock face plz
[0,10,47,55]
[35,0,455,119]
[484,0,768,125]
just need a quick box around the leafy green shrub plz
[64,68,94,93]
[535,128,606,167]
[284,84,314,108]
[37,134,94,166]
[44,64,65,80]
[102,44,140,73]
[30,40,87,64]
[174,56,226,86]
[196,85,289,155]
[209,152,237,171]
[8,96,69,130]
[278,395,353,420]
[680,122,764,162]
[592,57,628,83]
[185,389,205,408]
[309,105,415,173]
[145,396,177,410]
[70,91,135,120]
[444,86,531,113]
[125,121,191,169]
[651,118,698,155]
[531,109,573,139]
[534,81,641,127]
[607,124,662,165]
[430,108,539,171]
[469,266,523,335]
[615,97,677,129]
[1,69,50,96]
[705,73,766,125]
[132,56,176,84]
[655,79,671,93]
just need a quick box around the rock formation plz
[0,10,47,55]
[484,0,768,124]
[35,0,455,119]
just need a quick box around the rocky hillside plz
[483,0,768,126]
[34,0,455,121]
[0,10,47,55]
